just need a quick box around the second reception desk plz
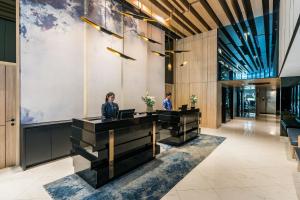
[71,114,160,188]
[157,109,201,146]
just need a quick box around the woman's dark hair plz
[105,92,115,102]
[166,92,172,97]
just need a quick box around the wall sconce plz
[180,61,188,67]
[80,16,123,39]
[107,47,136,60]
[152,50,168,57]
[137,33,161,44]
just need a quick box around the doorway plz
[0,62,17,169]
[236,85,256,118]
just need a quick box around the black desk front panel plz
[71,114,160,188]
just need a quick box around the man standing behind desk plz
[163,92,173,111]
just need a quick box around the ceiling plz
[0,0,15,22]
[126,0,279,38]
[220,77,280,88]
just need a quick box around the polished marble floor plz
[1,115,300,200]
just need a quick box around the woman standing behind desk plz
[101,92,119,119]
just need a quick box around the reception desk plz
[157,109,200,146]
[70,114,160,188]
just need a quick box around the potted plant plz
[142,92,156,112]
[190,95,198,109]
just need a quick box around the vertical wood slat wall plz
[0,65,5,168]
[175,29,221,128]
[0,63,17,169]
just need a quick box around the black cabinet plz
[0,18,16,62]
[21,121,72,169]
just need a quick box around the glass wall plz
[236,86,256,118]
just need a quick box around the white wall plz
[279,0,300,76]
[20,0,165,123]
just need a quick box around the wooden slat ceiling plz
[126,0,279,38]
[0,0,15,22]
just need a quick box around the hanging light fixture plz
[137,33,162,44]
[178,5,190,67]
[151,50,168,57]
[106,1,135,60]
[180,61,188,67]
[166,29,173,70]
[111,0,156,22]
[146,1,165,57]
[107,47,136,60]
[80,16,123,39]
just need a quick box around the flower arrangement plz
[142,92,156,108]
[190,95,198,107]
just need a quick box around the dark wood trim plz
[179,0,212,31]
[170,0,186,13]
[262,0,270,68]
[150,0,196,35]
[198,0,223,27]
[160,0,201,33]
[218,0,259,71]
[231,0,264,70]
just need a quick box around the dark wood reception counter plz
[157,109,201,146]
[70,114,160,188]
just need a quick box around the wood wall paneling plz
[0,125,5,168]
[208,34,217,82]
[175,29,219,128]
[0,65,5,126]
[5,65,17,166]
[206,82,216,128]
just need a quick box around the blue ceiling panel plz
[217,13,279,80]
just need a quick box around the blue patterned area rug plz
[44,134,225,200]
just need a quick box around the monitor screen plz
[117,109,135,119]
[181,105,188,111]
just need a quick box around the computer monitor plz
[117,109,135,119]
[180,104,188,111]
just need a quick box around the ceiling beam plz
[262,0,270,68]
[218,0,258,71]
[241,0,264,70]
[230,0,264,70]
[271,0,280,69]
[149,0,196,35]
[169,24,187,37]
[197,0,223,27]
[158,0,201,33]
[194,0,254,72]
[178,0,212,30]
[170,0,186,12]
[219,39,251,73]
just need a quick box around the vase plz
[146,105,153,113]
[191,103,195,109]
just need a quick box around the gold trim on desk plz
[108,129,114,179]
[183,116,187,142]
[152,121,156,157]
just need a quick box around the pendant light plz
[107,47,136,60]
[166,9,190,55]
[148,2,166,57]
[106,1,136,60]
[167,32,173,70]
[111,0,155,22]
[80,9,123,40]
[137,33,162,44]
[179,5,191,67]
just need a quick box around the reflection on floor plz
[0,115,300,200]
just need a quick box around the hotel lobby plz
[1,0,300,199]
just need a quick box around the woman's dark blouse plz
[101,102,119,119]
